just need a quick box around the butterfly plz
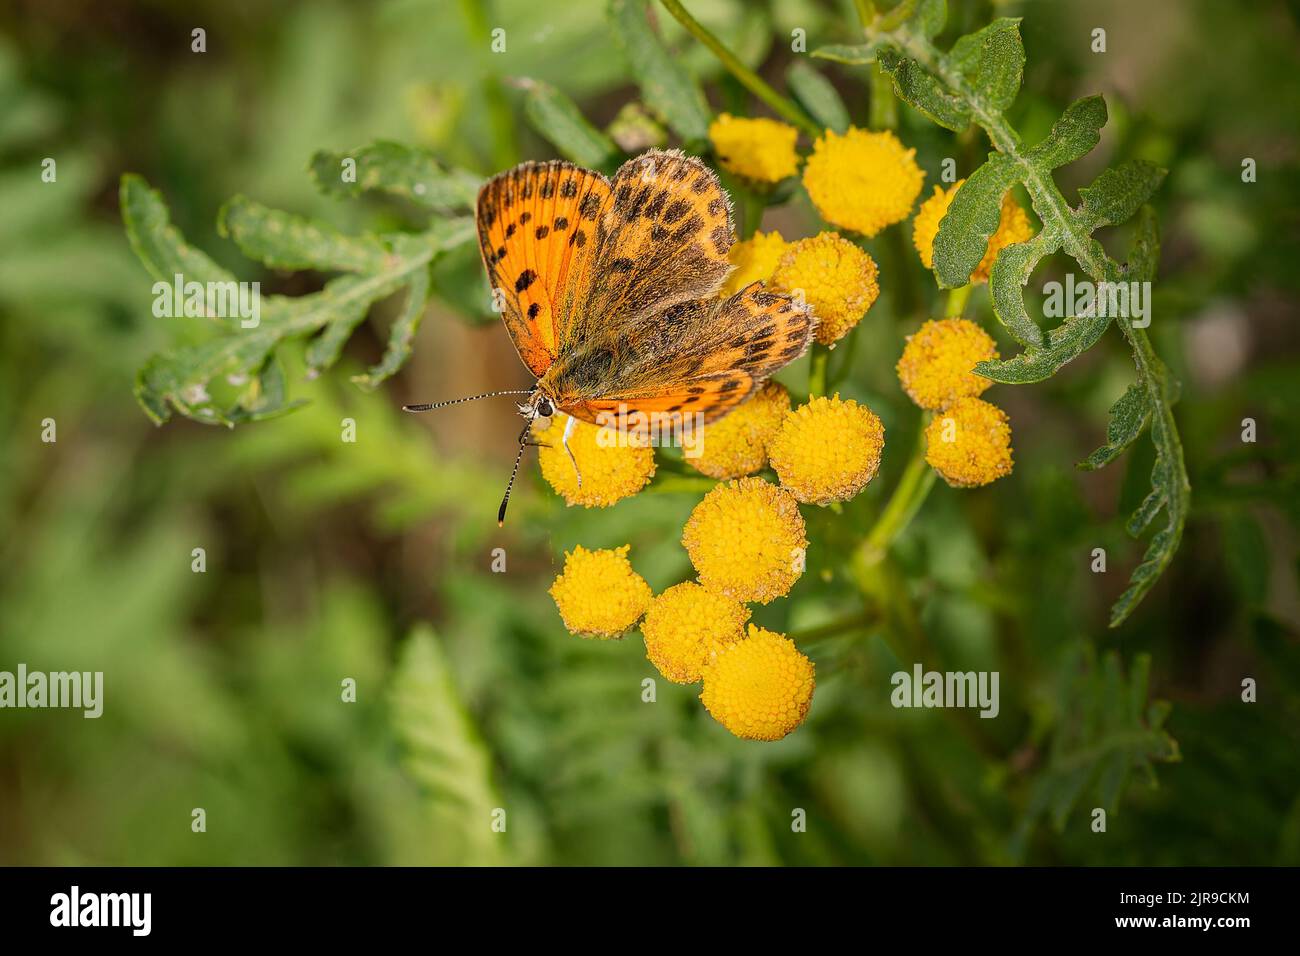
[405,148,817,523]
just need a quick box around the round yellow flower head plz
[708,113,800,185]
[701,625,815,741]
[549,544,652,638]
[688,380,791,479]
[770,232,879,346]
[681,477,806,604]
[925,397,1014,488]
[641,582,751,684]
[720,230,788,298]
[896,318,999,411]
[536,413,656,507]
[802,127,925,237]
[913,181,1035,283]
[769,394,885,505]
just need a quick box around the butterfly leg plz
[561,413,582,488]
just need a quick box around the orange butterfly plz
[405,149,816,523]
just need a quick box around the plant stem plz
[944,283,972,318]
[788,610,877,643]
[853,424,935,577]
[738,188,764,239]
[807,344,829,397]
[869,65,898,130]
[658,0,821,136]
[460,0,518,169]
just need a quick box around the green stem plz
[738,188,764,239]
[944,284,972,318]
[853,424,935,577]
[807,344,830,397]
[869,65,898,130]
[658,0,821,136]
[788,610,877,643]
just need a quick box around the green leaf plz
[949,18,1025,113]
[218,195,389,273]
[309,141,481,210]
[1027,95,1108,170]
[975,312,1111,384]
[225,354,308,424]
[610,0,711,143]
[1078,383,1151,471]
[931,154,1017,289]
[1078,159,1168,230]
[877,49,971,132]
[517,77,620,169]
[877,0,947,36]
[984,229,1056,347]
[389,625,506,866]
[1014,646,1179,851]
[120,173,236,292]
[352,236,433,391]
[786,61,849,133]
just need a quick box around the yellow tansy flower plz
[536,413,656,507]
[770,232,879,346]
[913,181,1035,283]
[641,582,750,684]
[925,397,1014,488]
[720,230,788,298]
[549,544,652,638]
[708,113,800,185]
[681,477,807,604]
[701,625,816,741]
[896,318,999,411]
[769,394,885,505]
[688,380,790,479]
[802,127,925,237]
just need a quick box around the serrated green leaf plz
[1078,159,1167,230]
[932,154,1017,288]
[226,354,309,424]
[811,43,880,65]
[610,0,711,143]
[1078,383,1151,470]
[949,18,1024,114]
[353,239,432,391]
[390,625,505,866]
[218,195,389,273]
[975,312,1111,384]
[985,229,1055,347]
[877,0,947,36]
[120,173,236,295]
[786,61,849,133]
[309,141,481,210]
[517,77,620,169]
[1027,95,1108,170]
[877,48,970,132]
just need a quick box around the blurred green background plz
[0,0,1297,865]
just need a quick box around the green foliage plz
[611,0,712,144]
[832,3,1187,627]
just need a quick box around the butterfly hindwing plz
[556,281,817,428]
[477,161,612,377]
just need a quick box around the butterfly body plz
[476,149,817,435]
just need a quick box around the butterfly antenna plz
[403,389,533,413]
[497,420,534,527]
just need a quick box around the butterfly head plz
[518,391,555,429]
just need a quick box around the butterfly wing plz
[476,160,612,378]
[556,282,817,428]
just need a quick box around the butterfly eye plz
[536,398,554,418]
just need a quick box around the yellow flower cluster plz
[924,397,1014,488]
[641,582,749,684]
[912,181,1035,283]
[536,413,656,508]
[897,318,999,411]
[803,127,925,236]
[708,114,800,185]
[720,230,787,298]
[769,394,885,505]
[688,380,790,479]
[701,625,815,741]
[548,544,651,638]
[896,319,1014,488]
[682,477,806,604]
[769,232,879,346]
